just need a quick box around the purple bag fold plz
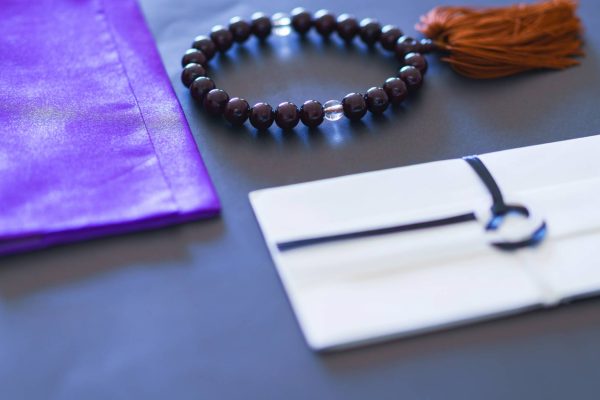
[0,0,220,255]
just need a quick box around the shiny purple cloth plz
[0,0,220,255]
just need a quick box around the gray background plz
[2,0,600,398]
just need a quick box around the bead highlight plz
[272,13,292,36]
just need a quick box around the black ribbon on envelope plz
[277,156,547,252]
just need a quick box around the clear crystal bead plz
[272,13,292,36]
[323,100,344,121]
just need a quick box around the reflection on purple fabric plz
[0,0,220,255]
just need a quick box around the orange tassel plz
[416,0,584,79]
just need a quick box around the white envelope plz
[250,135,600,351]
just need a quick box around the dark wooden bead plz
[359,18,382,46]
[314,10,336,37]
[275,102,300,130]
[342,93,367,121]
[300,100,324,128]
[203,89,229,115]
[383,77,408,105]
[181,63,206,87]
[251,12,272,40]
[181,49,207,67]
[395,36,419,59]
[404,52,428,73]
[229,17,251,43]
[418,38,435,53]
[398,66,423,90]
[379,25,403,51]
[336,14,359,42]
[210,25,234,52]
[250,102,275,130]
[364,87,389,114]
[224,97,250,126]
[192,35,216,60]
[291,8,312,34]
[190,77,216,102]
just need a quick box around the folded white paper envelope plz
[250,135,600,351]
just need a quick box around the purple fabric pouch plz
[0,0,220,255]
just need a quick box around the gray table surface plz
[2,0,600,398]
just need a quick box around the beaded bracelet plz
[180,8,433,130]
